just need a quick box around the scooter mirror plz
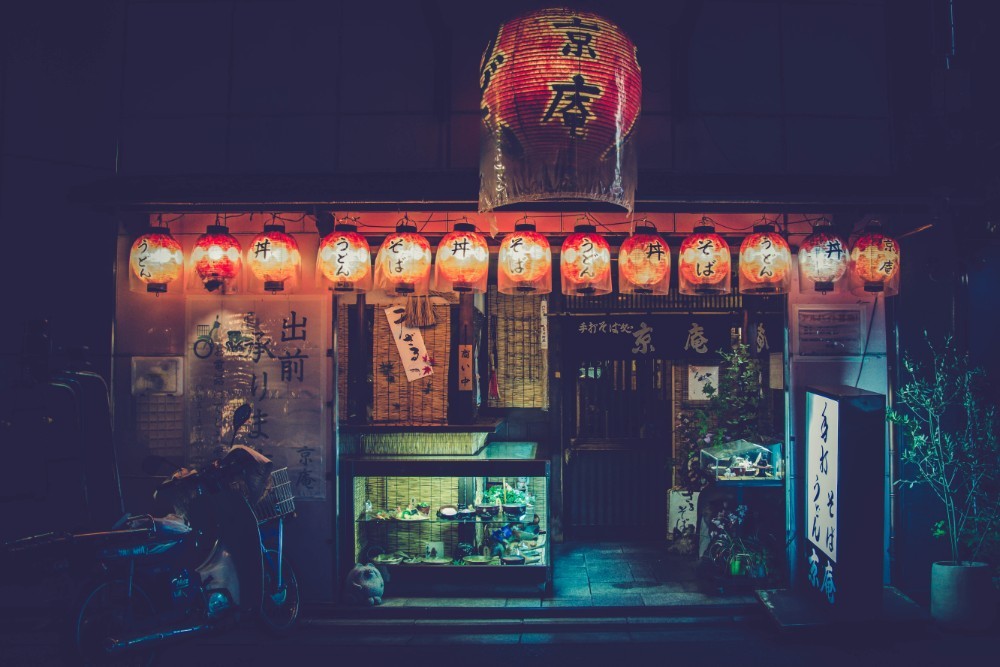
[230,403,252,447]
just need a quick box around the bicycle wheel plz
[74,578,156,667]
[193,339,213,359]
[259,549,300,633]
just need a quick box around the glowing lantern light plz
[246,223,301,293]
[479,8,642,212]
[497,221,552,294]
[374,221,432,296]
[849,221,900,297]
[317,222,372,293]
[190,223,242,293]
[798,221,848,293]
[560,224,612,295]
[129,226,184,294]
[739,224,792,294]
[618,223,670,295]
[678,222,731,295]
[435,222,489,294]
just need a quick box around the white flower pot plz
[930,561,997,630]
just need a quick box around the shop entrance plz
[562,340,672,540]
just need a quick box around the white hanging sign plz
[384,306,433,382]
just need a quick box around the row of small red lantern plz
[129,218,899,298]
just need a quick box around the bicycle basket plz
[253,468,296,524]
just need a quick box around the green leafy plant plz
[705,503,775,579]
[483,481,531,506]
[887,334,1000,565]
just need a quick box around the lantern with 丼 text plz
[618,223,670,295]
[375,223,432,296]
[479,8,642,212]
[246,224,301,293]
[497,221,552,294]
[849,221,900,297]
[678,224,731,295]
[739,224,792,294]
[435,222,489,294]
[560,224,612,295]
[189,224,243,294]
[798,223,849,293]
[129,226,184,294]
[317,223,372,293]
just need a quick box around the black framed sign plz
[794,306,864,357]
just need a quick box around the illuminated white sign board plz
[806,392,839,563]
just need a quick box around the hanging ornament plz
[560,223,612,295]
[678,221,731,295]
[129,224,184,294]
[739,223,792,294]
[497,220,552,294]
[374,220,432,296]
[479,8,642,212]
[435,221,489,294]
[849,220,900,297]
[190,222,242,293]
[317,220,372,293]
[246,222,301,293]
[798,221,848,293]
[618,222,670,295]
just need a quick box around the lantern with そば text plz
[678,223,731,295]
[618,223,670,295]
[497,221,552,294]
[375,222,432,296]
[435,222,489,294]
[849,221,900,297]
[739,224,791,294]
[317,222,372,293]
[561,224,612,295]
[798,222,849,293]
[129,226,184,294]
[246,224,301,293]
[479,8,642,212]
[189,224,243,294]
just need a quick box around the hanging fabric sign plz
[384,306,433,382]
[185,297,326,500]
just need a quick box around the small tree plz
[888,335,1000,564]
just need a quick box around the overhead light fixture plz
[678,219,731,295]
[190,218,242,294]
[497,219,552,295]
[129,219,184,294]
[618,221,670,295]
[798,219,848,293]
[247,220,301,293]
[739,222,792,295]
[849,219,900,297]
[374,217,432,296]
[435,221,489,294]
[317,218,372,293]
[560,223,612,295]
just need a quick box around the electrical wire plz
[854,295,879,388]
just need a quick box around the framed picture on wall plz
[686,365,719,403]
[792,305,867,358]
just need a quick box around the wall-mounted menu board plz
[795,307,863,357]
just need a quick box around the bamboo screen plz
[487,286,549,409]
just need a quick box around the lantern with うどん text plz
[798,223,849,293]
[849,222,900,297]
[435,222,489,293]
[479,8,642,212]
[618,224,671,295]
[317,223,372,293]
[560,224,612,295]
[739,224,791,294]
[374,223,432,296]
[129,227,184,294]
[246,224,301,293]
[678,224,731,295]
[189,224,243,293]
[497,222,552,294]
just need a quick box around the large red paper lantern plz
[317,222,372,293]
[190,224,242,293]
[247,224,301,293]
[479,8,642,211]
[435,222,489,294]
[618,223,670,295]
[849,221,900,297]
[129,226,184,294]
[560,224,611,295]
[678,223,731,295]
[798,222,848,293]
[497,221,552,294]
[739,224,792,294]
[375,222,432,296]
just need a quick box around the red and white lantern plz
[497,221,552,294]
[129,226,184,294]
[678,223,731,295]
[849,221,900,297]
[739,224,792,294]
[247,224,301,293]
[618,223,670,295]
[374,222,432,296]
[317,222,372,293]
[798,223,848,293]
[435,222,489,294]
[190,224,242,294]
[560,224,612,295]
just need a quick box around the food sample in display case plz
[700,439,783,482]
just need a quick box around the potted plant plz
[888,335,1000,630]
[701,502,777,592]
